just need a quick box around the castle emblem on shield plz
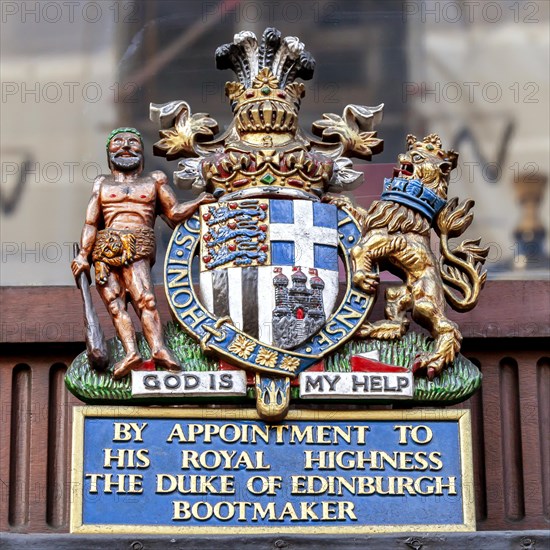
[272,266,327,349]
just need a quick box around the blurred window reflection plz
[1,0,548,285]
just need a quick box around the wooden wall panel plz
[1,348,82,533]
[537,358,550,522]
[8,364,31,528]
[0,282,549,534]
[461,344,550,531]
[1,282,548,344]
[47,364,71,529]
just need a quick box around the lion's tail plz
[436,197,490,312]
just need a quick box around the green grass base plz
[66,322,481,404]
[325,332,481,403]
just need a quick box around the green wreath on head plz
[106,127,143,149]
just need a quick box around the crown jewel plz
[151,27,384,201]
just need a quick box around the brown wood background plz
[1,281,549,533]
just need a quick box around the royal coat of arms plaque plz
[67,27,488,534]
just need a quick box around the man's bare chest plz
[101,180,156,205]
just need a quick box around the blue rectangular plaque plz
[71,407,475,534]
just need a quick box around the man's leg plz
[96,270,142,378]
[124,260,181,371]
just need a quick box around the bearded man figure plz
[71,127,215,379]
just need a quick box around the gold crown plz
[226,68,304,135]
[406,133,458,168]
[201,146,333,199]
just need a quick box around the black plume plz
[280,52,316,87]
[215,43,250,87]
[258,27,281,71]
[216,28,315,88]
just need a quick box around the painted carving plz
[67,28,488,422]
[70,127,215,379]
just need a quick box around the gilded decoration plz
[67,27,489,422]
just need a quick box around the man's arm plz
[71,176,103,283]
[154,171,215,225]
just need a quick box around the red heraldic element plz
[350,352,409,373]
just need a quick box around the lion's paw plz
[412,353,446,380]
[362,322,407,340]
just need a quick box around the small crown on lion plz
[406,133,458,169]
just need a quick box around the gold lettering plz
[173,233,195,249]
[103,448,150,469]
[358,477,375,495]
[166,423,186,443]
[136,448,150,468]
[316,426,332,444]
[313,329,334,349]
[172,500,191,520]
[321,501,337,520]
[415,451,429,471]
[300,502,319,520]
[335,476,356,496]
[435,476,457,495]
[252,451,271,470]
[127,474,143,494]
[213,502,235,521]
[414,476,434,495]
[336,304,362,329]
[429,451,443,470]
[394,424,413,444]
[181,450,201,469]
[396,476,415,495]
[289,425,314,444]
[112,422,147,442]
[249,425,270,444]
[290,475,306,494]
[338,501,357,520]
[332,426,352,444]
[170,287,194,309]
[348,288,368,308]
[233,451,254,470]
[252,502,276,521]
[398,451,415,470]
[234,501,251,521]
[192,501,212,521]
[157,474,176,493]
[88,473,143,494]
[246,475,282,495]
[85,473,101,494]
[166,267,189,289]
[278,502,299,521]
[183,304,206,328]
[356,426,370,444]
[335,451,357,470]
[272,425,289,443]
[324,321,346,339]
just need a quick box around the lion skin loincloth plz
[92,227,156,285]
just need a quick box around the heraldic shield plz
[164,199,370,380]
[199,199,340,350]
